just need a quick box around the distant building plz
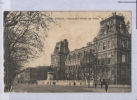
[51,13,131,84]
[23,66,52,82]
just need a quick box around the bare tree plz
[79,52,97,87]
[4,11,57,91]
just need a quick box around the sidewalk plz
[108,84,131,88]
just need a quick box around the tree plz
[96,59,109,82]
[79,52,97,87]
[79,52,111,87]
[4,11,57,91]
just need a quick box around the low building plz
[23,66,53,82]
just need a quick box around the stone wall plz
[37,80,93,86]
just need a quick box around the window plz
[112,38,115,47]
[101,29,105,35]
[106,24,109,34]
[111,20,114,24]
[122,54,126,63]
[69,55,71,60]
[78,52,80,58]
[90,49,92,54]
[103,42,106,50]
[98,59,102,65]
[122,69,125,75]
[102,59,104,65]
[73,53,76,59]
[121,40,125,48]
[98,44,100,50]
[108,58,111,64]
[107,53,111,58]
[84,51,86,56]
[108,41,110,48]
[127,40,129,48]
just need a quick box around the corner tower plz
[94,12,131,84]
[51,39,70,79]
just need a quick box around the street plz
[11,83,131,93]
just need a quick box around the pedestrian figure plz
[80,82,82,86]
[105,83,108,92]
[74,82,76,86]
[53,82,56,86]
[95,83,97,88]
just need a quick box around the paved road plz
[11,84,131,93]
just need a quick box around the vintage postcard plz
[4,11,131,93]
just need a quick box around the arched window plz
[108,41,110,48]
[103,42,106,50]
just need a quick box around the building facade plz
[51,39,70,79]
[51,13,131,84]
[93,14,131,84]
[65,43,95,80]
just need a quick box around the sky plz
[24,11,131,68]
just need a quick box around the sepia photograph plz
[4,11,131,92]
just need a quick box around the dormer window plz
[101,29,105,34]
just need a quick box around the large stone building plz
[65,43,95,80]
[51,13,131,84]
[93,14,131,84]
[51,39,70,79]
